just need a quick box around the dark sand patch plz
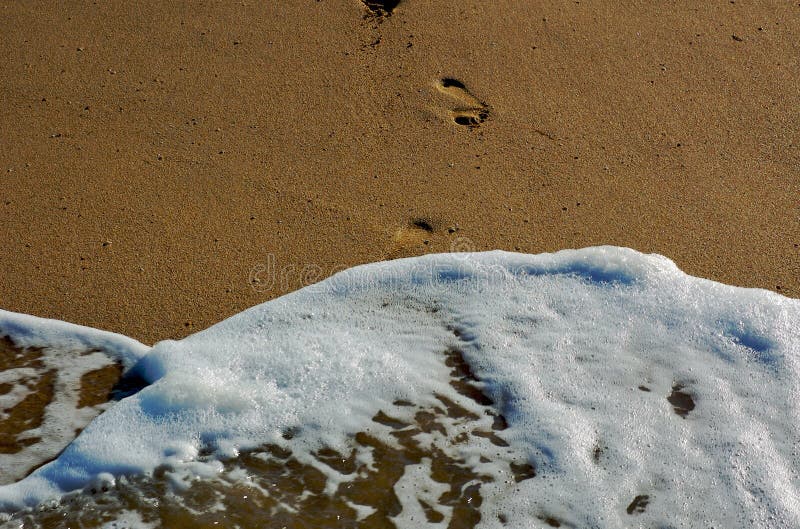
[0,370,54,455]
[667,384,695,418]
[626,494,650,515]
[78,363,124,408]
[0,336,125,484]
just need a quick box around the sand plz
[1,1,798,345]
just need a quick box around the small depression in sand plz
[362,0,400,18]
[435,79,490,128]
[384,218,438,259]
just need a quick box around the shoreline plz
[1,1,798,344]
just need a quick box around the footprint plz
[385,218,436,259]
[435,78,490,128]
[362,0,400,18]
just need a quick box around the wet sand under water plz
[0,337,121,486]
[4,339,545,528]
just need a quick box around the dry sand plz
[1,1,798,344]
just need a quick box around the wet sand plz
[0,336,120,485]
[1,338,541,527]
[1,1,798,344]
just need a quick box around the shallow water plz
[8,349,534,529]
[1,248,799,528]
[0,337,120,487]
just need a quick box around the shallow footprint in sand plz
[435,78,490,128]
[385,218,436,259]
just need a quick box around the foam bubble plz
[1,247,798,528]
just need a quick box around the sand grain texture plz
[1,1,798,343]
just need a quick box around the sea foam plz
[0,247,798,528]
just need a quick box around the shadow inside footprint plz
[363,0,400,17]
[441,78,467,89]
[411,218,434,232]
[537,514,565,527]
[385,218,437,259]
[453,110,490,127]
[435,78,490,128]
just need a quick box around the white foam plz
[0,349,117,485]
[1,247,798,527]
[0,316,149,486]
[393,458,452,527]
[0,311,150,369]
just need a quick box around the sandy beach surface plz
[1,1,798,345]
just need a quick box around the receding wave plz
[1,247,798,528]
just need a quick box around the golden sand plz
[0,1,797,345]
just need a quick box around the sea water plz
[0,247,798,528]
